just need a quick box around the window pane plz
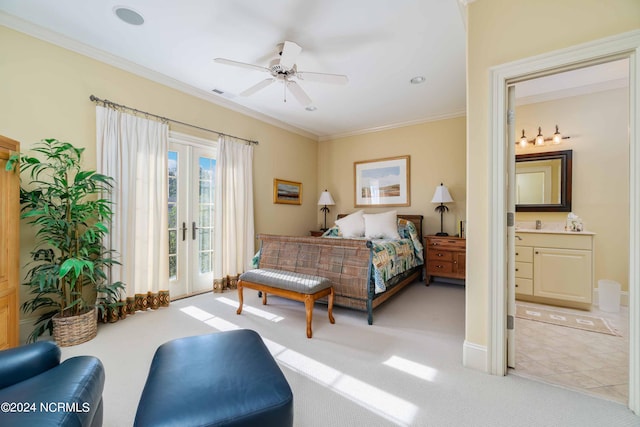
[168,204,177,228]
[169,230,177,254]
[200,252,212,274]
[169,255,177,280]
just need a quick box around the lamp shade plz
[431,183,453,204]
[317,190,335,206]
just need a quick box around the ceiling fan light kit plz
[214,40,348,107]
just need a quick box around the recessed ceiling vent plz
[212,89,224,95]
[114,6,145,26]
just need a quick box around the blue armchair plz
[0,341,104,427]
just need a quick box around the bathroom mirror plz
[515,150,572,212]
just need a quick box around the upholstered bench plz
[134,330,293,427]
[237,268,335,338]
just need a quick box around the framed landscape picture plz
[354,155,410,207]
[273,178,302,205]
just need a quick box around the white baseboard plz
[463,340,488,372]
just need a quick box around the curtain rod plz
[89,95,259,145]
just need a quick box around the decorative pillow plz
[334,210,365,238]
[363,210,401,239]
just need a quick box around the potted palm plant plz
[6,138,124,345]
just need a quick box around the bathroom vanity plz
[515,228,595,309]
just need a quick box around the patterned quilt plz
[322,218,424,293]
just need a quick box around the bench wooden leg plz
[236,282,244,315]
[328,287,335,324]
[304,295,313,339]
[262,292,268,305]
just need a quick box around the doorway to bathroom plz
[486,30,640,414]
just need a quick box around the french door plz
[168,140,216,298]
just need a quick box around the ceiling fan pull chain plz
[284,80,287,103]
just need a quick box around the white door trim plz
[487,29,640,413]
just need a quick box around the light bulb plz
[519,130,528,148]
[535,127,545,146]
[552,125,562,144]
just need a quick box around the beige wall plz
[515,88,629,292]
[0,26,319,331]
[467,0,639,350]
[319,117,466,235]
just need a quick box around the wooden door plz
[0,135,19,349]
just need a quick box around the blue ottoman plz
[134,330,293,427]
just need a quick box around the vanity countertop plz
[515,222,596,235]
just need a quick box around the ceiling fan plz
[214,41,348,107]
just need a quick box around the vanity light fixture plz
[516,125,570,147]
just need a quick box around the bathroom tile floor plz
[512,301,629,404]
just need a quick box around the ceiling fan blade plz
[279,41,302,69]
[296,71,349,85]
[214,58,270,73]
[240,78,275,96]
[286,80,312,106]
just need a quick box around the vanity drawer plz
[515,278,533,295]
[515,262,533,279]
[515,246,533,262]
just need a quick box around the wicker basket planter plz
[52,306,98,347]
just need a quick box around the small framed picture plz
[273,178,302,205]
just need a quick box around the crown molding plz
[515,78,629,106]
[318,110,466,142]
[0,12,318,141]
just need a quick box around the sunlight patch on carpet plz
[180,303,418,426]
[270,339,418,426]
[216,296,285,322]
[384,355,438,382]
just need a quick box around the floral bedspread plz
[322,218,424,293]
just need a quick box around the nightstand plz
[424,235,466,284]
[309,230,325,237]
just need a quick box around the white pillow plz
[363,211,401,239]
[335,210,365,238]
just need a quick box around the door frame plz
[487,29,640,413]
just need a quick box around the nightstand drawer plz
[427,250,453,262]
[515,246,533,263]
[427,237,465,251]
[427,261,454,275]
[515,262,533,279]
[515,278,533,295]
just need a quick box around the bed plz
[254,213,424,324]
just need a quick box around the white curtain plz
[96,106,169,309]
[213,136,255,291]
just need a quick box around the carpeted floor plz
[60,281,639,427]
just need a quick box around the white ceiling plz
[0,1,629,141]
[0,0,468,140]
